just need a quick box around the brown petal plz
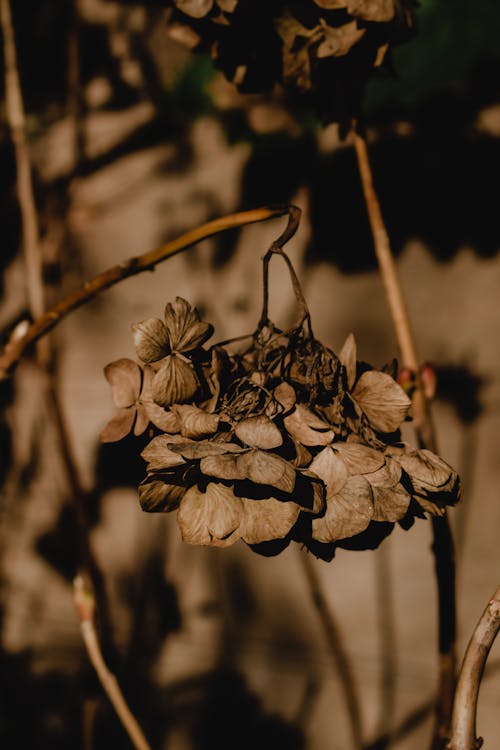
[139,479,185,512]
[333,442,385,474]
[143,401,181,433]
[100,407,135,443]
[273,382,297,411]
[236,450,296,494]
[133,405,150,436]
[366,459,402,487]
[152,355,199,407]
[169,440,243,460]
[290,439,312,468]
[338,333,357,390]
[398,449,454,488]
[174,0,213,18]
[414,496,447,516]
[235,415,283,450]
[239,497,300,544]
[346,0,395,22]
[132,319,170,363]
[284,406,334,447]
[312,476,374,542]
[372,484,410,522]
[200,454,245,481]
[352,370,411,432]
[297,470,327,514]
[104,358,141,408]
[164,297,213,352]
[177,483,242,547]
[217,0,238,11]
[172,404,219,439]
[309,447,348,498]
[317,21,366,59]
[141,435,187,470]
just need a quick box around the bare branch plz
[446,587,500,750]
[0,205,295,379]
[74,577,153,750]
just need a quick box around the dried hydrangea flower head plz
[165,0,417,126]
[102,216,460,560]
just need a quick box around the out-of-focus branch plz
[446,587,500,750]
[0,205,295,379]
[74,577,153,750]
[352,127,457,750]
[301,551,363,750]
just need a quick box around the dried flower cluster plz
[166,0,417,125]
[102,252,460,560]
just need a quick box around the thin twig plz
[0,205,295,379]
[447,586,500,750]
[352,128,457,749]
[74,577,153,750]
[300,550,363,750]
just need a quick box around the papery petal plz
[143,401,181,433]
[236,450,296,494]
[309,447,348,498]
[338,333,357,390]
[290,439,312,468]
[174,0,213,19]
[164,297,213,351]
[152,355,199,407]
[296,470,327,514]
[172,404,219,438]
[134,405,150,436]
[235,415,283,450]
[200,453,245,480]
[273,382,297,411]
[352,370,411,432]
[312,476,374,542]
[104,358,141,408]
[398,449,454,488]
[132,319,170,363]
[239,497,300,544]
[141,435,187,470]
[317,21,366,59]
[100,407,135,443]
[284,405,334,446]
[371,484,410,522]
[169,440,244,460]
[216,0,238,11]
[139,478,185,512]
[177,483,242,547]
[333,442,385,474]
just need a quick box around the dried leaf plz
[352,370,411,432]
[235,415,283,450]
[132,318,170,363]
[172,404,219,438]
[333,442,385,474]
[152,354,199,407]
[143,401,181,433]
[273,382,297,411]
[104,358,141,408]
[139,479,185,512]
[178,483,242,547]
[317,21,366,59]
[174,0,213,19]
[100,408,135,443]
[141,435,187,470]
[284,405,334,446]
[312,475,374,542]
[338,333,357,390]
[200,453,245,481]
[236,450,296,494]
[239,497,300,544]
[309,447,348,498]
[164,297,213,352]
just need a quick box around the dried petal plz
[152,354,199,407]
[273,382,297,411]
[346,0,395,22]
[200,453,245,481]
[338,333,357,390]
[312,475,374,542]
[333,442,385,474]
[398,449,453,488]
[239,497,300,544]
[216,0,238,11]
[178,483,242,547]
[317,21,366,59]
[132,319,170,363]
[172,404,219,438]
[134,405,150,436]
[170,440,243,460]
[164,297,213,352]
[235,415,283,450]
[236,450,296,494]
[309,447,348,498]
[139,479,185,512]
[284,406,334,446]
[352,370,411,432]
[290,439,313,468]
[141,435,187,470]
[143,401,181,433]
[100,407,135,443]
[104,358,141,408]
[174,0,213,19]
[371,484,410,522]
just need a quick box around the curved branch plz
[0,205,296,379]
[447,587,500,750]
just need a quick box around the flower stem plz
[352,128,457,749]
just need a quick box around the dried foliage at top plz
[165,0,417,126]
[102,242,460,561]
